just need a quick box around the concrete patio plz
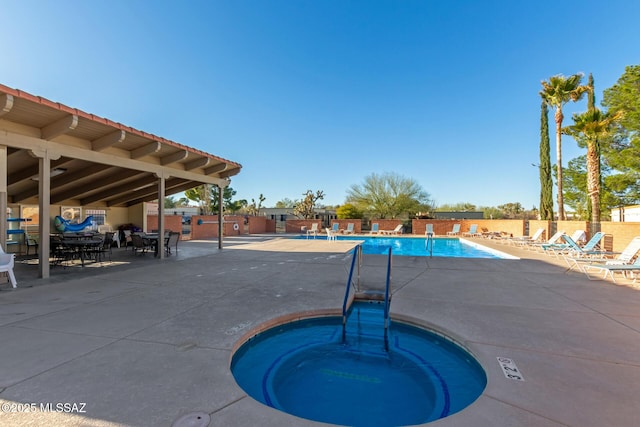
[1,235,639,426]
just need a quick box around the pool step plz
[343,302,389,353]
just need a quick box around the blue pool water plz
[294,235,506,258]
[231,302,487,426]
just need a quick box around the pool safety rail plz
[342,244,393,351]
[426,232,434,257]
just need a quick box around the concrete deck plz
[1,235,639,426]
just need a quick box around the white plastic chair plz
[0,245,17,288]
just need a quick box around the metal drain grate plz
[172,412,210,427]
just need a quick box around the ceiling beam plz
[0,94,14,117]
[80,174,157,205]
[7,157,73,186]
[2,131,234,187]
[41,114,78,140]
[50,168,143,205]
[204,163,227,175]
[185,157,210,170]
[219,167,241,178]
[130,141,161,159]
[161,150,189,165]
[92,130,126,151]
[107,177,187,207]
[126,180,193,206]
[13,164,112,202]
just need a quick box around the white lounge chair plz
[381,224,403,235]
[0,245,17,288]
[330,223,340,233]
[569,236,640,278]
[447,224,461,236]
[370,223,380,235]
[462,224,480,237]
[425,224,434,236]
[343,223,355,235]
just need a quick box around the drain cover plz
[172,412,210,427]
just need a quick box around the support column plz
[0,145,7,250]
[30,148,60,279]
[218,185,223,250]
[157,174,166,259]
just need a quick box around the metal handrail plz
[426,232,434,258]
[383,247,392,351]
[342,244,361,326]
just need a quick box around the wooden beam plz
[108,177,187,207]
[7,157,72,185]
[161,150,189,165]
[50,168,143,204]
[0,94,14,117]
[126,180,194,206]
[130,141,161,159]
[92,130,126,151]
[13,164,112,202]
[204,163,227,175]
[185,156,210,170]
[80,174,157,205]
[219,167,241,178]
[41,114,78,140]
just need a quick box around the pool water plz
[231,302,487,426]
[294,235,508,258]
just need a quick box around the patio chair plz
[381,224,403,235]
[425,224,434,236]
[541,230,587,255]
[131,233,151,255]
[331,223,340,233]
[446,224,461,236]
[93,232,114,262]
[0,245,17,288]
[165,232,180,255]
[325,227,338,241]
[343,223,355,235]
[306,223,319,239]
[462,224,480,237]
[508,227,545,246]
[25,233,39,256]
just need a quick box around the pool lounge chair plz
[548,232,606,259]
[381,224,403,235]
[370,223,380,235]
[526,230,565,252]
[425,224,434,236]
[568,236,640,276]
[583,256,640,283]
[330,223,340,233]
[343,223,355,235]
[447,224,461,236]
[508,227,545,246]
[462,224,480,237]
[541,230,587,255]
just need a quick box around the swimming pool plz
[231,302,487,426]
[294,235,516,258]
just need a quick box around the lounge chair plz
[306,223,319,239]
[462,224,480,237]
[568,236,640,276]
[526,230,565,251]
[547,232,606,259]
[508,228,545,246]
[583,256,640,283]
[381,224,403,235]
[425,224,434,236]
[447,224,461,236]
[331,223,340,233]
[541,230,587,255]
[343,223,355,235]
[370,223,380,235]
[0,245,17,288]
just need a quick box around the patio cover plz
[0,83,241,278]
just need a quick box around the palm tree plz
[540,73,589,219]
[564,108,622,223]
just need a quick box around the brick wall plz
[190,215,245,239]
[286,220,321,234]
[412,219,525,236]
[146,215,182,234]
[600,221,640,252]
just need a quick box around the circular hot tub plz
[231,302,486,426]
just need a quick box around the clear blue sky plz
[3,1,638,210]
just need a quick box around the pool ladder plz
[426,232,434,257]
[342,244,393,351]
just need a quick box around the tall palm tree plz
[540,73,589,220]
[564,108,622,223]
